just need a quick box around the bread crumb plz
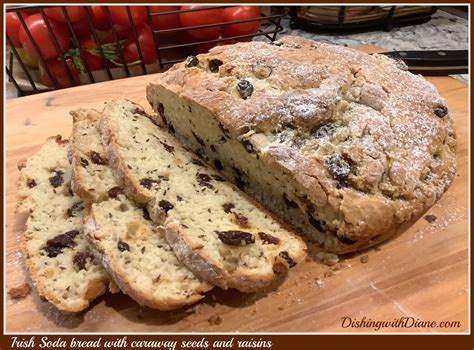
[323,270,335,278]
[374,246,382,251]
[316,252,339,266]
[424,214,437,223]
[278,305,284,311]
[208,314,222,325]
[315,278,324,287]
[360,255,369,264]
[8,283,31,300]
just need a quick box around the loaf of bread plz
[70,108,212,309]
[146,36,456,253]
[100,99,306,292]
[17,135,110,313]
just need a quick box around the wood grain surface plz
[5,46,469,333]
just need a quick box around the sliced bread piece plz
[69,108,117,203]
[17,135,110,313]
[100,99,307,292]
[84,196,212,310]
[70,109,212,309]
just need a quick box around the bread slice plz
[69,109,116,203]
[17,135,110,313]
[70,109,212,309]
[100,99,307,292]
[84,196,212,310]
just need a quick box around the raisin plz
[283,193,298,208]
[434,105,448,118]
[66,202,84,217]
[424,214,437,223]
[80,158,89,167]
[212,174,225,182]
[185,55,199,68]
[210,144,217,152]
[49,170,64,188]
[117,240,130,252]
[214,159,224,171]
[192,131,205,146]
[159,200,174,213]
[191,158,204,166]
[259,232,280,245]
[73,252,91,271]
[159,141,175,153]
[337,235,357,245]
[222,202,235,213]
[43,230,79,257]
[314,123,336,138]
[208,59,223,73]
[307,213,324,232]
[26,179,37,188]
[278,251,296,267]
[133,107,147,116]
[216,230,255,246]
[143,207,151,221]
[196,173,214,189]
[326,154,351,182]
[236,80,254,100]
[232,166,246,189]
[242,140,254,153]
[233,213,250,228]
[140,178,160,190]
[108,186,123,198]
[89,151,107,165]
[156,102,165,117]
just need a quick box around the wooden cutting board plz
[5,46,468,333]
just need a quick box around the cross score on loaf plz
[147,35,456,253]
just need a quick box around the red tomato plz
[122,24,157,64]
[19,14,70,60]
[80,39,104,71]
[104,24,132,43]
[222,6,260,37]
[109,6,147,27]
[179,6,223,41]
[71,19,92,39]
[89,6,110,31]
[44,6,85,23]
[6,13,22,47]
[149,6,180,31]
[40,58,79,89]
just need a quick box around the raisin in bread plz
[100,99,306,292]
[70,109,212,309]
[17,135,110,313]
[146,36,457,254]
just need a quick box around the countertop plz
[279,8,468,81]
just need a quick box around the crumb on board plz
[208,314,222,325]
[424,214,437,223]
[316,252,339,266]
[8,283,31,300]
[360,255,369,264]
